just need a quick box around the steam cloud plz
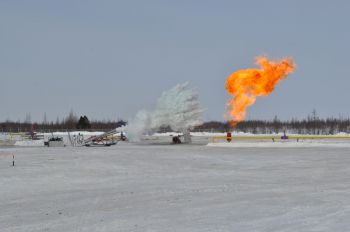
[127,82,203,141]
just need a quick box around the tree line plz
[0,119,127,133]
[2,110,350,135]
[194,117,350,135]
[0,110,127,133]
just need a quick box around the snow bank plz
[14,140,45,147]
[5,131,105,147]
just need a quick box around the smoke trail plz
[127,83,203,141]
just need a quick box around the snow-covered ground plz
[208,140,350,148]
[2,131,350,147]
[0,131,107,147]
[1,142,350,231]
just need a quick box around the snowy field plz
[1,142,350,231]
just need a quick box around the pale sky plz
[1,0,350,122]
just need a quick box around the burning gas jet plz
[225,56,296,126]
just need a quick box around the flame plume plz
[225,56,296,126]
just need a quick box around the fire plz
[225,56,296,126]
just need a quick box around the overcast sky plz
[1,0,350,122]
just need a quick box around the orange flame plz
[225,56,296,126]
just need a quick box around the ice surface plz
[1,143,350,231]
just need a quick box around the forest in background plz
[1,110,350,135]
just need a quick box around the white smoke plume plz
[126,110,151,141]
[127,82,203,141]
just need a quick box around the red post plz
[227,132,232,142]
